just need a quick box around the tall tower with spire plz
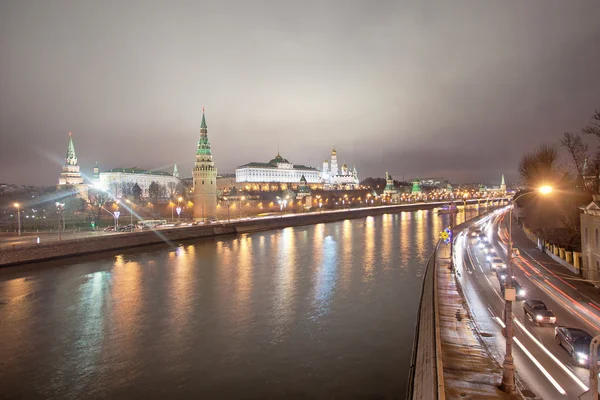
[330,147,339,176]
[58,132,84,185]
[500,174,506,193]
[193,109,218,221]
[173,161,179,178]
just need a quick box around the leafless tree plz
[583,109,600,138]
[518,144,560,187]
[166,181,178,199]
[559,132,588,189]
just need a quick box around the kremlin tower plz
[192,109,218,221]
[58,132,84,186]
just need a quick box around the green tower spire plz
[200,108,207,129]
[66,132,78,166]
[197,108,212,157]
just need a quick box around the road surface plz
[454,208,599,399]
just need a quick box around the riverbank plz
[0,199,506,267]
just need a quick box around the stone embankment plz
[0,200,492,267]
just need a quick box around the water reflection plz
[312,235,338,318]
[0,210,459,399]
[273,227,297,341]
[363,216,375,282]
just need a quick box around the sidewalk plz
[508,217,600,308]
[436,243,516,399]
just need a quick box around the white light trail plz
[494,317,567,395]
[513,319,589,392]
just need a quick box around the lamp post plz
[55,202,65,240]
[125,199,133,226]
[177,197,183,222]
[239,196,245,219]
[13,203,21,236]
[500,185,552,394]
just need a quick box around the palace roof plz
[238,153,318,171]
[103,167,174,177]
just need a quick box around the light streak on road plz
[513,319,589,392]
[494,317,567,395]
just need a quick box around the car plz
[477,233,488,244]
[483,243,494,254]
[486,251,498,262]
[555,326,596,367]
[489,257,505,272]
[523,300,556,325]
[471,228,482,237]
[103,226,115,232]
[500,278,526,300]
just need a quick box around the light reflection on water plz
[0,209,480,399]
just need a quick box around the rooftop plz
[103,167,174,177]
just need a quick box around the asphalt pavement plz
[453,208,598,399]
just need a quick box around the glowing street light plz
[13,203,21,236]
[501,185,553,394]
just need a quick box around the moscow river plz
[0,209,477,399]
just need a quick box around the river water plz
[0,209,477,399]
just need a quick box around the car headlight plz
[535,315,543,321]
[577,352,588,363]
[486,255,492,261]
[519,290,526,296]
[550,317,556,322]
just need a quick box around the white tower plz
[58,132,84,185]
[193,109,218,221]
[330,147,338,176]
[173,161,179,178]
[500,174,506,193]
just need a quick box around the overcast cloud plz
[1,0,599,185]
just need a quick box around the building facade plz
[58,132,84,186]
[98,166,180,198]
[321,147,359,190]
[193,110,218,221]
[581,197,600,283]
[236,154,321,190]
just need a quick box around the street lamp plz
[13,203,21,236]
[125,199,134,226]
[55,202,65,240]
[500,185,552,394]
[177,197,183,222]
[170,202,175,222]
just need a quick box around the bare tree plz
[583,109,600,138]
[166,181,178,200]
[559,132,588,189]
[518,144,561,187]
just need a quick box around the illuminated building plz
[99,165,180,198]
[235,153,320,191]
[500,174,506,193]
[58,132,84,186]
[321,147,359,190]
[193,109,218,221]
[581,197,600,283]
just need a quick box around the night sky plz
[1,1,599,186]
